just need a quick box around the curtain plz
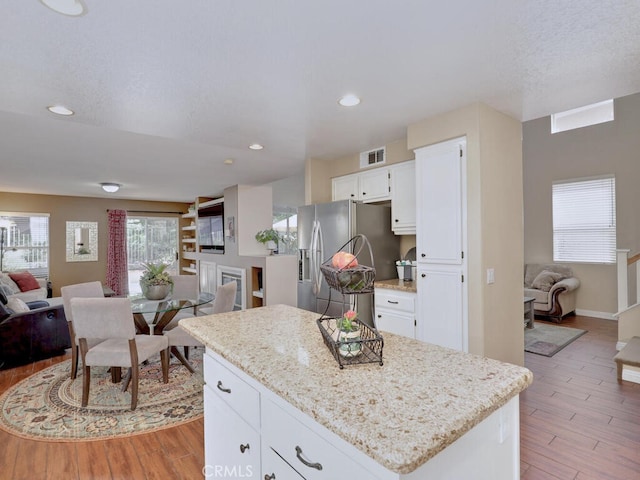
[106,210,129,295]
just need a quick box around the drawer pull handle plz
[295,446,323,471]
[264,474,276,480]
[216,381,231,393]
[240,443,250,453]
[387,300,399,304]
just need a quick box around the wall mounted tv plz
[197,204,224,253]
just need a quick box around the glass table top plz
[129,292,214,314]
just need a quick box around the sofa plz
[524,263,580,322]
[0,295,70,368]
[0,271,48,302]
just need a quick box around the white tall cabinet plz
[415,137,468,351]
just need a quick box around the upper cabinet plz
[332,167,391,203]
[390,160,416,235]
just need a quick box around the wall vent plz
[359,147,386,169]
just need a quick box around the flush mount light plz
[224,158,234,165]
[338,94,361,107]
[47,105,74,116]
[100,183,120,193]
[39,0,87,16]
[249,143,264,150]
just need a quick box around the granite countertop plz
[374,278,417,293]
[180,304,532,474]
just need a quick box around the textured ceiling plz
[1,1,640,202]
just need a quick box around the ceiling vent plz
[359,146,386,169]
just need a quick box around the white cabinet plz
[390,160,416,235]
[332,168,390,203]
[374,288,416,339]
[415,137,467,352]
[199,260,217,295]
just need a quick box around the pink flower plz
[344,310,357,321]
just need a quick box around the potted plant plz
[255,228,280,254]
[139,262,174,300]
[336,310,362,357]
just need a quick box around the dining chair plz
[164,280,237,373]
[70,297,169,410]
[169,274,201,317]
[61,281,105,380]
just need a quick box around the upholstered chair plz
[169,274,201,318]
[70,297,169,410]
[61,281,105,380]
[164,280,237,373]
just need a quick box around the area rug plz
[525,323,587,357]
[0,351,204,442]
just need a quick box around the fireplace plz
[216,265,246,310]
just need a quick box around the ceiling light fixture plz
[224,158,234,165]
[338,94,361,107]
[39,0,87,16]
[47,105,74,116]
[249,143,264,150]
[100,183,120,193]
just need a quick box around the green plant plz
[255,228,280,244]
[336,310,359,332]
[139,262,174,287]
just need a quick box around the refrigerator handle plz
[313,222,324,295]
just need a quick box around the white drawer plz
[203,353,260,430]
[262,446,304,480]
[374,289,415,313]
[262,398,367,480]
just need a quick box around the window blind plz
[552,176,616,263]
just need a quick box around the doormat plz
[524,323,587,357]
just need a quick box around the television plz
[197,205,224,253]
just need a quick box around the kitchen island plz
[180,304,532,479]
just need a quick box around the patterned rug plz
[0,350,204,441]
[525,323,587,357]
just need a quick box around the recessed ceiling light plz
[249,144,264,150]
[100,183,120,193]
[338,94,361,107]
[39,0,87,16]
[224,158,234,165]
[47,105,74,116]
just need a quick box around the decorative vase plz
[143,284,171,300]
[338,329,362,357]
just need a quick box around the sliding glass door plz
[127,216,178,294]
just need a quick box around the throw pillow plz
[0,301,12,321]
[8,271,41,292]
[532,270,564,292]
[6,297,30,313]
[0,273,20,294]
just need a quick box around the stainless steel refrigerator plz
[297,199,400,326]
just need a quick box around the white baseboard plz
[575,309,617,320]
[622,367,640,384]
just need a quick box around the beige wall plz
[0,192,188,296]
[407,103,524,366]
[523,92,640,316]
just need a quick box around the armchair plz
[524,263,580,322]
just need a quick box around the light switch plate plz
[486,268,495,284]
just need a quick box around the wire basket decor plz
[316,317,384,369]
[320,234,376,294]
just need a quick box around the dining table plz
[129,292,215,335]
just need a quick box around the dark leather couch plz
[0,299,71,369]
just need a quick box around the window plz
[0,213,50,277]
[127,216,179,294]
[551,99,614,134]
[552,176,616,263]
[272,206,297,255]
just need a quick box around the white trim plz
[575,309,617,320]
[621,367,640,384]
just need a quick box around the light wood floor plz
[1,315,638,479]
[521,315,640,479]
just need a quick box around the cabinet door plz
[332,174,358,201]
[199,261,217,295]
[359,168,390,202]
[390,160,416,234]
[416,140,464,264]
[416,266,465,351]
[375,310,415,339]
[262,445,304,480]
[204,385,260,479]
